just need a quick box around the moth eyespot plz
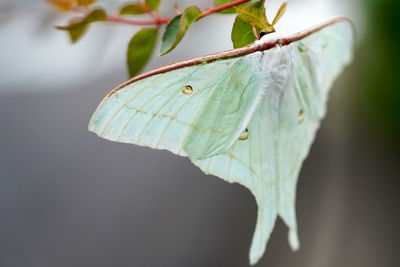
[239,128,249,140]
[182,85,194,95]
[298,110,305,124]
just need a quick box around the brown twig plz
[100,17,353,102]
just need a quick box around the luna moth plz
[89,17,354,265]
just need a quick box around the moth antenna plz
[271,2,287,27]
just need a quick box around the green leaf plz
[231,15,256,48]
[160,6,201,55]
[271,2,287,26]
[235,0,271,31]
[56,8,106,43]
[145,0,161,11]
[160,16,180,55]
[214,0,245,14]
[127,28,159,77]
[120,3,147,15]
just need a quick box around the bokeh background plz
[0,0,399,266]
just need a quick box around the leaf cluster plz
[49,0,287,78]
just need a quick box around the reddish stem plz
[174,4,182,15]
[106,16,170,25]
[199,0,250,18]
[137,2,160,20]
[252,25,260,40]
[105,0,251,26]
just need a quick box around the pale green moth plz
[89,17,354,265]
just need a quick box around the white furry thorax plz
[254,32,283,46]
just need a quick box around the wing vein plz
[101,75,164,136]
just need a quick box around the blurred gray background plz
[1,0,399,266]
